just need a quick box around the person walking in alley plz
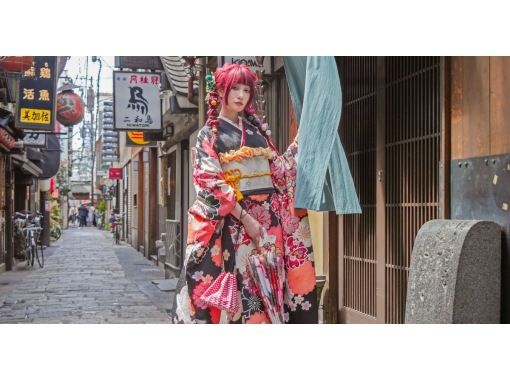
[78,203,89,228]
[69,205,78,227]
[172,63,318,324]
[93,208,100,228]
[88,205,96,227]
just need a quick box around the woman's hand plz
[241,213,264,247]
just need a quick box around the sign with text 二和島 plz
[16,56,58,131]
[113,71,162,131]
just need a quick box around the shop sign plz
[114,56,163,71]
[108,167,123,180]
[113,71,162,131]
[16,56,58,131]
[125,131,157,146]
[219,56,272,74]
[23,130,47,147]
[0,129,16,150]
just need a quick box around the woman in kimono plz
[172,63,318,324]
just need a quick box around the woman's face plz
[222,83,251,114]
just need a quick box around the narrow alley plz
[0,228,172,323]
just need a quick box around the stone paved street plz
[0,227,172,323]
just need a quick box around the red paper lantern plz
[56,90,85,126]
[0,56,33,73]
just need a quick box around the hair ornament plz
[205,73,215,92]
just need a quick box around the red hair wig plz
[214,63,257,108]
[207,63,277,153]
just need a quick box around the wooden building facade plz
[329,56,510,323]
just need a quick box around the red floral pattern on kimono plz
[171,119,318,324]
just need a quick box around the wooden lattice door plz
[338,57,441,323]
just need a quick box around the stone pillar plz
[405,220,501,324]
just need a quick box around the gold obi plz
[221,156,274,201]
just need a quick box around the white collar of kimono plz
[218,115,243,130]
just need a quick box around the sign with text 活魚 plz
[113,71,162,131]
[16,56,58,131]
[23,130,47,147]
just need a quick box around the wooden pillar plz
[4,156,13,271]
[439,57,451,219]
[137,150,145,254]
[149,147,158,256]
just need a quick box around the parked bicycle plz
[13,211,44,268]
[109,212,124,245]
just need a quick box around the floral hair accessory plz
[205,72,215,92]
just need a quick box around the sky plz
[61,56,114,98]
[59,56,114,155]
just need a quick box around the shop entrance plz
[338,57,442,323]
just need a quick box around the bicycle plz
[14,211,44,268]
[109,212,124,245]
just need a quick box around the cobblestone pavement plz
[0,227,172,323]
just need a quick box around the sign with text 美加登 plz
[16,56,58,131]
[113,71,162,131]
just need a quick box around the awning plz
[0,107,20,152]
[11,153,43,178]
[159,56,200,151]
[70,184,91,195]
[159,56,198,110]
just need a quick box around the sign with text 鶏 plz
[16,56,58,131]
[113,71,162,131]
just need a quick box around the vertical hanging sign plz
[113,71,162,131]
[16,56,58,131]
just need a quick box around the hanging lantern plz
[0,56,33,73]
[56,90,85,126]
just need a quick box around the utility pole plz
[90,56,102,207]
[67,125,73,226]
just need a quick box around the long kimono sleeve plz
[270,137,298,200]
[270,136,319,323]
[181,127,237,323]
[191,127,238,221]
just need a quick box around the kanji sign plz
[108,167,123,180]
[23,130,47,147]
[113,71,162,131]
[16,56,58,131]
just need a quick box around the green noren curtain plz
[283,56,361,214]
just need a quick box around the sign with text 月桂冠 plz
[16,56,58,131]
[113,71,162,131]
